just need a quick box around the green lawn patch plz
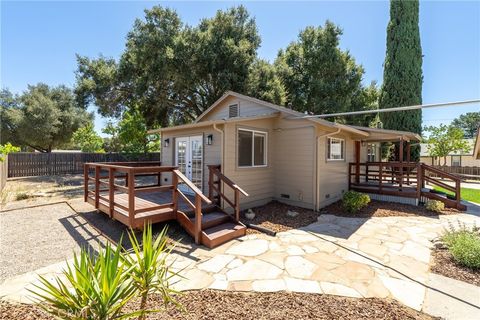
[433,186,480,204]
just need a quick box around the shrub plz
[425,199,445,213]
[15,192,30,201]
[442,222,480,269]
[31,224,181,319]
[342,191,370,213]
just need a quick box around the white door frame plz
[175,135,203,194]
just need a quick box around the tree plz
[103,108,159,154]
[343,81,380,127]
[424,124,470,166]
[275,21,365,115]
[76,5,263,127]
[451,112,480,138]
[71,124,104,152]
[245,59,286,105]
[0,85,91,152]
[379,0,423,160]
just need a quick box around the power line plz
[292,99,480,119]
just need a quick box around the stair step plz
[201,222,246,248]
[190,211,230,229]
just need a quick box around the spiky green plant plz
[30,241,139,319]
[124,224,182,320]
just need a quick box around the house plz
[149,91,422,212]
[420,139,479,167]
[474,129,480,160]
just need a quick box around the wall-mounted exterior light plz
[206,134,213,145]
[164,138,170,147]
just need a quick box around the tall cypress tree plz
[379,0,423,160]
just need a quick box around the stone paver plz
[1,200,479,320]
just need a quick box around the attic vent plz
[229,104,239,118]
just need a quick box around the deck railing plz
[208,165,249,221]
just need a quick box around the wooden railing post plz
[128,168,135,227]
[84,164,89,202]
[208,166,214,201]
[194,194,202,244]
[416,163,422,202]
[234,190,240,222]
[379,163,383,193]
[108,167,115,218]
[365,164,369,182]
[94,165,100,209]
[455,178,461,209]
[172,171,178,216]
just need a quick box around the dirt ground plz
[0,290,437,320]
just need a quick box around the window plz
[451,155,461,167]
[327,137,345,161]
[367,143,377,162]
[229,104,239,118]
[238,129,267,167]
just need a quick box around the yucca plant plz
[30,241,139,319]
[123,224,182,320]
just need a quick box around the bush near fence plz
[7,152,161,178]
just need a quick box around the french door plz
[175,136,203,194]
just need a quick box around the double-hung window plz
[238,129,267,167]
[327,137,345,161]
[451,155,461,167]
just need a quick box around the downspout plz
[314,128,341,211]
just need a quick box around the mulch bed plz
[0,290,437,320]
[241,201,320,234]
[321,200,460,218]
[431,247,480,286]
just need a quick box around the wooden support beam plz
[355,141,361,184]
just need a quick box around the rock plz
[287,210,299,217]
[245,209,255,220]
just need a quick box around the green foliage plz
[275,21,365,117]
[379,0,423,160]
[1,84,91,152]
[76,5,265,126]
[0,142,20,162]
[31,241,138,319]
[451,112,480,139]
[245,59,286,106]
[103,108,159,153]
[72,124,105,152]
[425,199,445,213]
[342,191,370,214]
[424,124,470,165]
[442,222,480,269]
[31,224,181,319]
[124,225,181,320]
[15,192,30,201]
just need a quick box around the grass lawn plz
[433,186,480,204]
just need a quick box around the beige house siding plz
[160,126,222,194]
[420,155,479,167]
[201,96,278,122]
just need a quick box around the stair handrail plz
[172,169,212,244]
[208,165,248,222]
[421,163,462,208]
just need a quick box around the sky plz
[1,1,479,136]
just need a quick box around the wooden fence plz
[0,156,7,193]
[432,165,480,180]
[7,152,161,178]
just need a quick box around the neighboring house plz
[474,129,480,160]
[149,91,420,211]
[420,139,479,167]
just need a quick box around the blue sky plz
[2,1,479,136]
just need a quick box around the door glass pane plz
[238,130,253,166]
[190,139,203,189]
[254,133,266,166]
[177,140,187,175]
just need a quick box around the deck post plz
[234,190,240,222]
[194,194,202,244]
[208,166,214,201]
[379,162,383,193]
[398,138,404,191]
[128,168,135,227]
[83,164,89,202]
[455,179,461,209]
[108,167,115,218]
[94,165,100,209]
[416,163,422,202]
[355,141,360,184]
[406,142,411,185]
[172,171,178,216]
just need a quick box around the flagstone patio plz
[1,200,479,319]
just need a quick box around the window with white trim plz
[451,155,461,167]
[367,143,377,162]
[327,137,345,161]
[238,129,267,167]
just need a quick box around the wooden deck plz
[84,162,248,248]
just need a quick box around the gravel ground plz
[431,248,480,286]
[321,200,460,218]
[0,202,107,282]
[241,201,320,234]
[0,290,437,320]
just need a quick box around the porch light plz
[206,134,213,145]
[164,138,170,147]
